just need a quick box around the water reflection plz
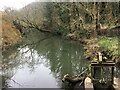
[1,31,90,88]
[1,31,120,89]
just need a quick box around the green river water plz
[1,30,120,89]
[2,30,89,88]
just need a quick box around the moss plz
[98,36,120,59]
[84,36,119,61]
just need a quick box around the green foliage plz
[8,2,120,40]
[98,36,119,58]
[85,13,92,23]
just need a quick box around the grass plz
[98,36,120,57]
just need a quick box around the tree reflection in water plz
[2,31,120,88]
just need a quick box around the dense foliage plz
[5,2,120,39]
[1,12,21,49]
[4,2,120,62]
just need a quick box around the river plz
[1,30,89,88]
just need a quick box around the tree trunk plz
[96,2,100,34]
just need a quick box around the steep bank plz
[1,12,21,50]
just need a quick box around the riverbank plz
[1,12,21,51]
[1,10,119,63]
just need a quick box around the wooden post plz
[111,67,114,84]
[91,66,93,82]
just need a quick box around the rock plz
[62,74,85,86]
[113,77,120,90]
[85,77,93,89]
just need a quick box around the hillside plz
[1,12,21,49]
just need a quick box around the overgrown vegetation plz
[3,2,120,61]
[5,2,120,39]
[1,12,21,50]
[98,37,119,53]
[98,36,120,60]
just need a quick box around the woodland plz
[3,2,120,62]
[1,2,120,89]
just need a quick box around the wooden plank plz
[91,63,115,67]
[91,62,115,64]
[91,61,115,63]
